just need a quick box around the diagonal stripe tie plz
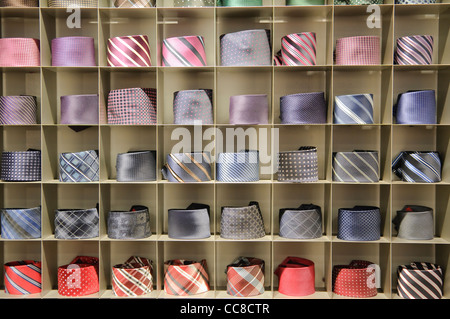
[162,152,212,183]
[333,151,379,183]
[278,32,317,66]
[216,150,260,182]
[162,36,208,67]
[394,35,433,65]
[334,94,374,124]
[1,207,41,239]
[392,151,441,183]
[164,259,210,296]
[4,260,42,295]
[397,262,443,299]
[107,35,152,67]
[0,96,38,125]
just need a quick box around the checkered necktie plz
[278,32,317,66]
[337,206,381,241]
[168,203,211,239]
[1,207,41,239]
[277,147,319,183]
[397,262,443,299]
[332,151,379,183]
[0,96,37,125]
[392,151,441,183]
[1,150,41,181]
[0,38,40,67]
[107,205,151,239]
[395,0,435,3]
[51,37,96,67]
[107,35,152,67]
[116,150,157,182]
[114,0,155,7]
[335,36,380,65]
[0,0,38,6]
[4,261,41,295]
[393,205,434,240]
[279,204,322,239]
[112,256,153,297]
[226,257,265,297]
[107,88,157,125]
[54,208,99,239]
[164,259,210,296]
[229,94,269,125]
[48,0,97,6]
[174,0,215,6]
[59,150,99,183]
[333,260,378,298]
[162,152,212,183]
[173,89,213,125]
[280,92,327,124]
[395,35,433,65]
[334,94,374,124]
[219,0,262,5]
[220,201,265,239]
[162,36,207,67]
[216,150,260,182]
[394,90,436,124]
[58,256,99,297]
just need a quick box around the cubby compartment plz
[1,125,41,153]
[0,7,40,39]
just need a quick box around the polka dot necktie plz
[397,262,443,299]
[394,35,434,65]
[226,257,265,297]
[58,256,99,297]
[0,0,38,7]
[277,147,319,183]
[107,88,157,125]
[332,151,379,183]
[1,206,41,239]
[275,257,315,297]
[114,0,155,7]
[334,94,374,124]
[220,201,266,239]
[395,0,436,4]
[333,260,378,298]
[216,150,260,182]
[0,38,40,67]
[51,37,96,67]
[279,204,322,239]
[392,151,441,183]
[164,259,210,296]
[161,152,212,183]
[279,92,327,124]
[0,96,38,125]
[54,207,99,239]
[335,36,380,65]
[107,35,152,67]
[337,206,381,241]
[173,89,213,125]
[162,36,208,67]
[393,205,434,240]
[4,260,42,295]
[112,256,154,297]
[1,150,41,182]
[107,205,152,239]
[59,150,100,183]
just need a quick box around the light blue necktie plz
[59,150,99,183]
[394,90,436,124]
[1,206,41,239]
[216,150,259,182]
[334,94,374,124]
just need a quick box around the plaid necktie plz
[174,0,215,6]
[0,95,37,125]
[335,36,380,65]
[397,262,443,299]
[392,151,441,183]
[51,37,96,67]
[107,35,152,67]
[332,151,379,183]
[54,207,99,239]
[1,206,41,239]
[229,94,269,124]
[162,152,212,183]
[107,88,157,125]
[116,150,157,182]
[58,256,99,297]
[394,90,436,124]
[280,92,327,124]
[1,150,41,181]
[4,260,41,295]
[59,150,99,183]
[216,150,260,182]
[48,0,96,7]
[60,94,99,125]
[168,203,211,239]
[333,260,378,298]
[226,257,265,297]
[277,147,319,182]
[219,0,262,5]
[0,38,40,67]
[278,32,317,66]
[114,0,155,7]
[107,205,152,239]
[394,35,433,65]
[337,206,381,241]
[334,94,374,124]
[395,0,435,3]
[275,257,315,297]
[162,36,208,67]
[220,29,272,66]
[220,201,265,239]
[173,89,213,124]
[112,256,153,297]
[279,204,322,239]
[393,205,434,240]
[0,0,38,6]
[164,259,210,296]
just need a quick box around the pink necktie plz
[107,35,152,67]
[0,38,40,67]
[162,36,207,67]
[335,36,380,65]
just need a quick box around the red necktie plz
[112,256,153,297]
[4,260,41,295]
[332,260,378,298]
[335,36,380,65]
[164,259,210,296]
[226,257,265,297]
[162,35,207,67]
[0,38,40,66]
[58,256,99,297]
[274,256,315,296]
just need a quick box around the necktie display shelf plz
[0,0,449,300]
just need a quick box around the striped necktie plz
[333,260,378,298]
[1,150,41,182]
[48,0,96,7]
[59,150,99,183]
[112,256,153,297]
[332,151,379,183]
[392,151,441,183]
[162,152,212,183]
[335,36,380,65]
[164,259,210,296]
[279,32,317,66]
[116,150,157,182]
[216,150,260,182]
[107,88,157,125]
[279,92,327,124]
[173,89,214,125]
[275,257,315,297]
[51,37,96,67]
[162,36,208,67]
[57,256,99,297]
[229,94,269,125]
[220,201,265,239]
[174,0,215,6]
[337,206,381,241]
[168,203,211,239]
[107,35,152,67]
[279,204,322,239]
[0,38,40,67]
[107,205,152,239]
[397,262,443,299]
[54,208,99,239]
[393,205,434,240]
[4,261,41,295]
[334,94,374,124]
[60,94,99,125]
[0,0,38,6]
[277,147,319,183]
[394,90,436,124]
[1,206,41,239]
[394,35,433,65]
[0,96,37,125]
[114,0,155,7]
[226,257,265,297]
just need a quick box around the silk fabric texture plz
[0,95,38,125]
[229,94,269,125]
[114,0,155,7]
[394,35,433,65]
[174,0,215,6]
[216,150,260,182]
[107,35,152,67]
[162,36,207,67]
[392,151,441,183]
[332,151,379,183]
[220,201,265,239]
[59,150,99,182]
[1,206,41,239]
[168,203,211,239]
[0,38,40,67]
[107,205,152,239]
[51,37,96,67]
[393,205,434,240]
[226,257,265,297]
[397,262,443,299]
[337,206,381,241]
[54,208,99,239]
[173,89,213,125]
[58,256,99,297]
[60,94,99,125]
[394,90,436,124]
[162,152,212,183]
[279,204,322,239]
[116,150,157,182]
[48,0,97,7]
[275,257,315,296]
[277,147,319,183]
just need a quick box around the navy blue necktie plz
[392,151,441,183]
[1,150,41,182]
[394,90,436,124]
[280,92,327,124]
[337,206,381,241]
[334,94,374,124]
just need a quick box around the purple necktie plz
[0,96,37,125]
[229,94,269,125]
[52,37,96,67]
[0,38,40,67]
[280,92,327,124]
[60,94,99,125]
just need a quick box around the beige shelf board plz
[42,235,100,241]
[272,235,332,242]
[331,236,391,243]
[391,237,449,244]
[158,234,217,242]
[159,290,216,299]
[332,292,389,299]
[99,234,157,241]
[100,179,158,184]
[214,290,273,299]
[273,291,331,299]
[100,290,160,299]
[42,290,101,299]
[42,179,101,185]
[215,235,273,242]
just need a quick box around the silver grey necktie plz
[1,206,41,239]
[173,89,213,125]
[174,0,215,6]
[279,204,322,239]
[392,151,441,183]
[1,150,41,182]
[337,206,381,241]
[220,201,265,239]
[161,152,212,183]
[393,205,434,240]
[107,205,151,239]
[332,151,379,183]
[54,207,99,239]
[216,150,259,182]
[277,147,319,183]
[116,150,157,182]
[59,150,99,183]
[168,203,211,239]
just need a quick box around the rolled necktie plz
[332,151,379,183]
[0,96,38,125]
[229,94,269,125]
[107,88,157,125]
[54,207,99,239]
[168,203,211,239]
[107,35,152,67]
[220,201,265,239]
[394,35,433,65]
[279,204,322,239]
[1,206,41,239]
[4,261,41,295]
[0,0,38,7]
[174,0,215,6]
[107,205,151,239]
[164,259,210,296]
[219,0,262,6]
[337,206,381,241]
[334,94,374,124]
[60,94,99,125]
[0,38,40,67]
[226,257,265,297]
[277,147,319,183]
[394,90,436,125]
[162,36,207,67]
[51,37,96,67]
[59,150,99,182]
[280,92,327,124]
[395,0,436,3]
[279,32,317,66]
[397,262,443,299]
[333,260,378,298]
[114,0,155,7]
[1,150,41,181]
[173,89,213,125]
[334,0,383,4]
[393,205,434,240]
[112,256,153,297]
[216,150,259,182]
[116,150,157,182]
[335,36,380,65]
[275,257,315,297]
[48,0,96,7]
[58,256,99,297]
[162,152,212,183]
[392,151,441,183]
[287,0,324,4]
[220,29,272,66]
